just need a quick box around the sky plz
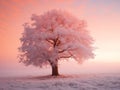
[0,0,120,76]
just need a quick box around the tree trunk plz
[51,64,59,76]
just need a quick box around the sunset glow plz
[0,0,120,76]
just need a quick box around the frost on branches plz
[19,10,94,76]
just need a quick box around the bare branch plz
[46,39,54,45]
[58,46,71,53]
[59,55,72,59]
[58,49,66,53]
[59,51,73,59]
[53,36,60,47]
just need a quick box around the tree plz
[19,10,94,76]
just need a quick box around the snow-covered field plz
[0,74,120,90]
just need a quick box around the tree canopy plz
[19,10,94,76]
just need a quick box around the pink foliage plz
[19,10,94,67]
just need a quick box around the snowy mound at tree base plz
[0,74,120,90]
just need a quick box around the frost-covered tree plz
[19,10,94,76]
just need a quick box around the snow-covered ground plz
[0,73,120,90]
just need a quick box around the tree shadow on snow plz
[21,74,74,81]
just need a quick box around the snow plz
[0,74,120,90]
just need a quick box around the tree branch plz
[59,51,73,59]
[53,36,60,47]
[58,46,71,53]
[46,39,54,45]
[59,55,72,59]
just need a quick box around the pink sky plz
[0,0,120,76]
